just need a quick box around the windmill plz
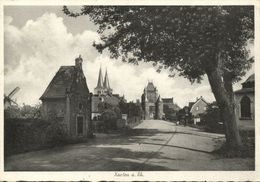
[4,87,20,109]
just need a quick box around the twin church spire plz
[94,66,112,95]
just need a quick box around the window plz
[240,96,251,118]
[196,106,199,111]
[204,106,207,111]
[79,103,83,110]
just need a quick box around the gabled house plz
[40,55,92,138]
[234,74,255,130]
[189,96,208,124]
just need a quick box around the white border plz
[0,0,259,181]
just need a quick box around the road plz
[5,120,254,171]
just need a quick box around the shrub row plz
[4,118,69,156]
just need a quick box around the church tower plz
[94,66,104,95]
[103,69,113,95]
[94,67,113,95]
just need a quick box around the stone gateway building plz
[141,81,163,119]
[40,55,92,138]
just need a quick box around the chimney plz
[75,55,83,69]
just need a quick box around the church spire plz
[103,68,110,89]
[96,66,103,88]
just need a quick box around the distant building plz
[141,81,163,119]
[91,67,125,120]
[162,98,180,121]
[40,55,92,138]
[189,96,208,124]
[162,98,174,110]
[234,74,255,130]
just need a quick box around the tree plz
[101,107,121,130]
[63,6,254,150]
[20,104,42,118]
[118,99,129,114]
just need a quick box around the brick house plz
[40,55,92,138]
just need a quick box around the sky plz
[4,6,254,108]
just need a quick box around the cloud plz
[4,12,217,108]
[4,13,100,105]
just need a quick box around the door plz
[77,116,84,135]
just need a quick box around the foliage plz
[118,100,143,117]
[128,102,143,117]
[177,107,192,124]
[163,105,176,121]
[4,105,21,118]
[4,117,68,156]
[97,101,121,130]
[201,103,224,133]
[101,107,121,130]
[4,104,42,119]
[20,103,42,118]
[63,6,254,83]
[118,99,129,114]
[97,101,111,112]
[63,6,254,148]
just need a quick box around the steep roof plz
[189,97,208,112]
[40,66,76,100]
[96,66,103,88]
[234,74,255,94]
[188,102,195,109]
[146,82,156,91]
[103,69,110,89]
[234,87,254,94]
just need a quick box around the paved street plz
[5,120,254,171]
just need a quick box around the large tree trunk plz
[206,58,242,149]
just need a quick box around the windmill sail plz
[4,87,20,108]
[8,87,20,98]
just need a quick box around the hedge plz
[4,118,69,156]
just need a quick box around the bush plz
[4,106,21,118]
[4,104,42,119]
[101,109,118,130]
[163,105,176,121]
[201,104,224,133]
[4,117,68,156]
